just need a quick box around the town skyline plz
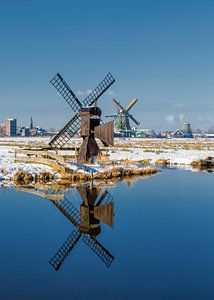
[1,115,214,139]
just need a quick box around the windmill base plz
[77,137,101,164]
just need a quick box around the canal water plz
[0,169,214,300]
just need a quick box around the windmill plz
[106,98,140,131]
[16,184,115,270]
[49,73,115,163]
[49,185,114,270]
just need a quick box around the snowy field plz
[0,136,51,144]
[108,148,214,165]
[0,137,213,184]
[0,146,52,183]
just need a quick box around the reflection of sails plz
[16,184,114,270]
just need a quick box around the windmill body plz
[115,112,131,131]
[106,98,140,134]
[49,73,115,163]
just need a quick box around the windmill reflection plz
[17,184,114,270]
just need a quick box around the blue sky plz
[0,0,214,131]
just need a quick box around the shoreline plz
[0,138,213,186]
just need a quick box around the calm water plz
[0,169,214,300]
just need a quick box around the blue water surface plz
[0,169,213,300]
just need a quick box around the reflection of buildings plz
[17,184,115,270]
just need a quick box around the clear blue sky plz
[0,0,214,131]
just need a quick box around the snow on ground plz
[108,148,214,165]
[0,138,213,184]
[0,146,52,182]
[0,136,51,144]
[0,136,81,145]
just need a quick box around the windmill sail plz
[52,197,81,226]
[82,235,114,267]
[95,190,114,227]
[128,114,140,126]
[94,203,114,228]
[94,121,114,146]
[97,190,114,206]
[112,98,124,111]
[49,229,81,271]
[49,113,81,148]
[83,73,115,107]
[126,98,138,111]
[50,73,82,112]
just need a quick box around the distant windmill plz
[106,98,140,131]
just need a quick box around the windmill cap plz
[81,106,102,116]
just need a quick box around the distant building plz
[136,129,156,138]
[156,131,172,139]
[5,119,17,137]
[20,127,31,137]
[114,130,135,138]
[204,133,214,139]
[30,117,34,130]
[0,122,5,136]
[34,126,46,136]
[29,128,37,136]
[172,122,193,138]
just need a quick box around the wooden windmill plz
[49,73,115,163]
[106,98,140,131]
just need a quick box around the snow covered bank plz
[0,136,51,145]
[0,138,213,185]
[0,146,52,184]
[108,148,214,165]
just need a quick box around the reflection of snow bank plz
[0,146,52,182]
[109,148,214,165]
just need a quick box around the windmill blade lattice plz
[49,229,81,271]
[82,235,114,267]
[83,73,115,107]
[49,113,81,148]
[112,98,124,111]
[55,197,81,225]
[96,190,113,206]
[126,98,138,112]
[50,196,81,227]
[128,114,140,126]
[50,73,82,112]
